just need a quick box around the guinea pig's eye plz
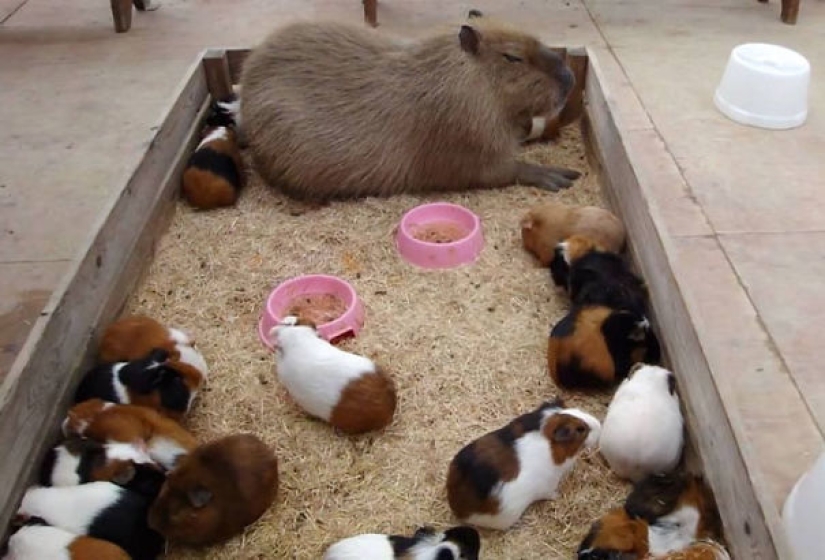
[502,53,523,63]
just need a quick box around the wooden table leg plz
[110,0,133,33]
[781,0,800,24]
[363,0,378,27]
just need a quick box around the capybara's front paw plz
[517,162,581,192]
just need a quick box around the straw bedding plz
[127,125,632,559]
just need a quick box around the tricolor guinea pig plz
[521,202,626,265]
[323,525,480,560]
[269,316,397,434]
[98,315,209,379]
[624,471,722,548]
[577,506,650,559]
[148,433,278,546]
[63,399,197,470]
[39,436,165,498]
[181,97,245,210]
[16,482,164,560]
[3,520,131,560]
[75,348,201,421]
[549,235,648,316]
[548,305,660,389]
[599,365,684,482]
[446,398,600,530]
[657,540,731,560]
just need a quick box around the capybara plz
[240,19,580,201]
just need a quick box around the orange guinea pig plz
[520,202,626,265]
[148,434,278,546]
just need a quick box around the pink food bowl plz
[258,274,365,350]
[396,202,484,269]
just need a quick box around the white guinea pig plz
[4,522,130,559]
[16,482,164,560]
[447,398,601,530]
[599,364,684,482]
[269,316,397,434]
[324,525,480,560]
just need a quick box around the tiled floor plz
[2,0,824,556]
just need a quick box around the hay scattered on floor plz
[128,125,631,559]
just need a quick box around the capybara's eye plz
[503,53,523,63]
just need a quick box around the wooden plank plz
[0,53,210,533]
[203,49,234,101]
[582,47,786,560]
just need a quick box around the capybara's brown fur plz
[329,368,397,434]
[240,19,580,201]
[521,202,626,265]
[148,434,279,546]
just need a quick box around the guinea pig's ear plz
[187,486,213,509]
[459,25,481,56]
[111,463,136,486]
[412,525,436,539]
[147,347,171,363]
[667,372,677,396]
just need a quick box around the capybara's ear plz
[459,25,481,55]
[468,9,483,19]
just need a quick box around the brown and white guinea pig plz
[624,471,722,547]
[579,473,723,559]
[148,433,278,546]
[181,95,245,210]
[446,398,600,530]
[268,316,397,434]
[98,314,209,380]
[62,399,197,470]
[3,518,131,560]
[548,305,661,389]
[39,436,165,499]
[599,365,684,482]
[15,482,164,560]
[577,506,650,559]
[550,235,649,316]
[75,348,201,421]
[521,202,626,265]
[323,525,481,560]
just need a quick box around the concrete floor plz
[1,0,824,556]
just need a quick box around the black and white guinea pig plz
[550,235,649,316]
[269,316,397,434]
[181,95,244,211]
[16,482,164,560]
[3,518,130,559]
[446,398,600,530]
[74,348,201,421]
[547,305,660,389]
[39,436,165,499]
[323,525,480,560]
[599,365,684,482]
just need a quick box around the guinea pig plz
[323,525,481,560]
[521,202,626,265]
[63,399,197,470]
[548,305,661,389]
[658,540,731,560]
[599,365,684,482]
[577,507,650,560]
[4,521,130,560]
[16,482,164,560]
[75,348,201,421]
[181,121,245,210]
[148,433,278,546]
[446,398,600,530]
[624,472,722,547]
[241,19,580,201]
[39,436,165,498]
[98,315,208,378]
[269,316,397,434]
[550,235,649,316]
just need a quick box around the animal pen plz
[0,46,794,559]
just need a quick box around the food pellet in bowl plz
[286,294,348,325]
[412,221,469,244]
